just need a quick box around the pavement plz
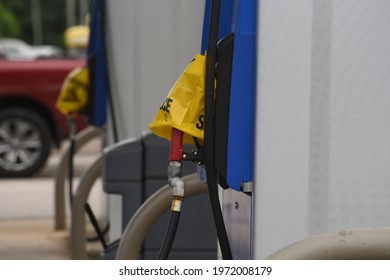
[0,219,70,260]
[0,138,104,260]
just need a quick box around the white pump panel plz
[254,0,390,259]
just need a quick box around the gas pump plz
[55,0,117,251]
[148,0,256,260]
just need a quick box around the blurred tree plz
[1,0,69,48]
[0,2,21,38]
[40,0,67,47]
[1,1,33,43]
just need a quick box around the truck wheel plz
[0,108,51,177]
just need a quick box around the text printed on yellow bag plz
[148,54,206,145]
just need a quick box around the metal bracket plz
[182,147,205,163]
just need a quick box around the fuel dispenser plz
[148,0,256,259]
[55,0,117,252]
[106,0,390,261]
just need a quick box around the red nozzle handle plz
[170,128,183,161]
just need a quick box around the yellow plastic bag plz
[148,54,206,145]
[55,66,89,115]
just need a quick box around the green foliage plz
[0,1,33,43]
[1,0,68,47]
[0,2,22,38]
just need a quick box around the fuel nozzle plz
[158,128,186,260]
[168,128,185,212]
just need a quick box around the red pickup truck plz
[0,59,88,177]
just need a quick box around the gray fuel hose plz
[267,227,390,260]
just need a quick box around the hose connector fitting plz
[169,177,186,212]
[168,161,182,185]
[171,196,184,212]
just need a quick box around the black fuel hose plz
[79,0,110,247]
[157,211,181,260]
[68,127,75,208]
[67,122,109,247]
[204,0,233,260]
[84,203,108,249]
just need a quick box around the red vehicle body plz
[0,59,88,176]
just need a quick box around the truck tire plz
[0,107,51,177]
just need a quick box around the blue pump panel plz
[201,0,234,53]
[202,0,256,191]
[226,0,256,191]
[86,0,108,128]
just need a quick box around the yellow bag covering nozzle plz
[55,66,89,115]
[148,54,206,145]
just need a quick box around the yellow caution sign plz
[148,54,206,145]
[55,67,89,115]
